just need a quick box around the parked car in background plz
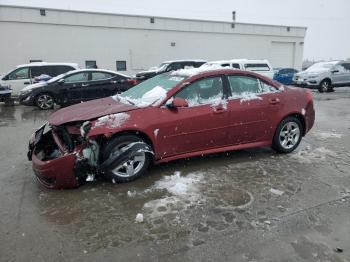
[19,69,137,110]
[293,60,350,92]
[273,68,299,85]
[202,59,275,78]
[27,67,314,189]
[135,60,206,80]
[0,62,79,96]
[0,83,11,103]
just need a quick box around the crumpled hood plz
[49,97,138,126]
[21,81,47,92]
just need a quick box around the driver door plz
[156,76,230,157]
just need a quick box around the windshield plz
[306,62,338,71]
[113,73,187,107]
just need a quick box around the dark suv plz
[136,60,206,80]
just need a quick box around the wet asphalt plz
[0,88,350,262]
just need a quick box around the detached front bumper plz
[32,152,80,189]
[28,124,81,189]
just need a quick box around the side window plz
[175,77,223,106]
[231,63,240,69]
[221,63,230,67]
[64,72,89,83]
[260,81,278,93]
[8,67,29,80]
[85,60,97,69]
[340,63,350,71]
[167,63,182,71]
[55,66,74,75]
[228,75,261,96]
[91,72,114,81]
[116,61,127,71]
[182,62,195,69]
[244,63,271,71]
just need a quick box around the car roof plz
[65,68,130,78]
[16,62,79,68]
[162,59,207,63]
[229,59,271,64]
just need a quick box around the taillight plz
[127,79,139,85]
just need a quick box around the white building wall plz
[0,5,306,75]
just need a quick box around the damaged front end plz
[28,121,153,189]
[27,121,100,189]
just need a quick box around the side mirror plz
[166,97,189,109]
[58,78,65,84]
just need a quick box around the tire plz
[318,79,332,93]
[272,117,303,153]
[35,93,55,110]
[102,135,152,183]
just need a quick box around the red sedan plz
[27,68,315,189]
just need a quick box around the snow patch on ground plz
[94,112,129,128]
[153,171,201,196]
[143,171,203,218]
[290,147,337,164]
[314,131,343,140]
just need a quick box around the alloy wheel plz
[279,122,301,150]
[36,94,54,109]
[111,142,146,178]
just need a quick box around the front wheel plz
[102,135,152,183]
[272,117,303,153]
[35,93,55,110]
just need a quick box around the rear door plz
[225,74,283,145]
[332,64,348,84]
[79,71,115,100]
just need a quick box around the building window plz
[150,17,155,23]
[85,60,97,68]
[40,9,46,16]
[29,59,43,63]
[116,61,127,71]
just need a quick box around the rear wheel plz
[35,93,54,110]
[102,135,152,183]
[318,79,332,93]
[272,117,302,153]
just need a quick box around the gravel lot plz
[1,88,350,262]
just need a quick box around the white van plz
[203,59,274,78]
[0,62,79,96]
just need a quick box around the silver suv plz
[293,61,350,92]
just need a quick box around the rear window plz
[244,63,271,71]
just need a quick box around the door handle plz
[82,83,89,87]
[213,107,226,114]
[269,98,280,105]
[24,82,30,85]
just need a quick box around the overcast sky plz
[1,0,349,61]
